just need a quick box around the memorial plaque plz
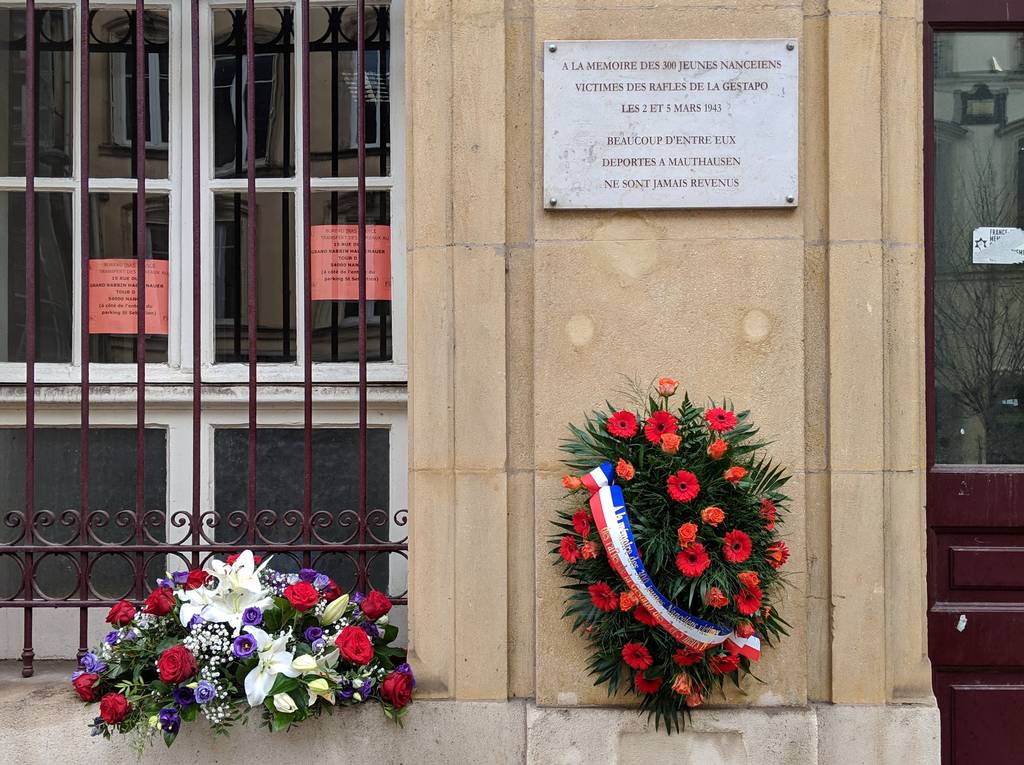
[543,39,798,209]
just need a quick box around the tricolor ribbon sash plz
[584,462,760,660]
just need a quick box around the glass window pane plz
[214,191,296,362]
[88,9,170,180]
[0,191,73,363]
[0,428,167,600]
[212,7,295,179]
[310,190,391,362]
[308,5,390,178]
[933,32,1024,464]
[88,192,169,363]
[213,427,393,593]
[0,8,74,178]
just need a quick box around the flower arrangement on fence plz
[550,378,791,732]
[70,551,413,748]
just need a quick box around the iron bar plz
[302,0,313,568]
[78,0,92,660]
[134,0,147,601]
[246,0,258,542]
[356,0,368,594]
[191,0,202,568]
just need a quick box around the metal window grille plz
[5,0,406,677]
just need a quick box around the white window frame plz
[0,0,407,387]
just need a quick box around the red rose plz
[284,581,320,612]
[227,552,263,566]
[380,670,413,709]
[99,692,130,724]
[361,590,393,621]
[336,625,374,665]
[157,645,198,683]
[323,579,343,602]
[143,587,175,616]
[634,606,658,627]
[72,672,100,702]
[105,600,136,626]
[183,569,209,591]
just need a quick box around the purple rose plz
[299,568,318,583]
[172,571,190,585]
[123,629,139,642]
[80,652,107,674]
[194,680,216,705]
[311,638,326,653]
[232,634,257,659]
[241,607,263,626]
[157,577,174,589]
[351,591,365,605]
[313,573,331,590]
[173,686,195,706]
[304,626,323,643]
[188,615,205,629]
[359,620,380,639]
[104,631,120,646]
[396,662,416,688]
[336,681,355,701]
[358,678,374,698]
[158,707,180,734]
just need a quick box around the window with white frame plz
[0,1,407,635]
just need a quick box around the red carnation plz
[380,670,414,709]
[705,586,728,608]
[759,498,778,530]
[157,645,197,684]
[559,535,580,563]
[704,407,738,433]
[581,541,599,560]
[673,646,704,667]
[634,606,658,626]
[105,600,136,626]
[735,620,755,638]
[667,470,700,503]
[607,410,639,439]
[284,581,320,612]
[142,587,175,617]
[634,673,663,694]
[336,625,374,665]
[588,582,619,612]
[644,410,679,445]
[227,552,263,566]
[183,569,209,591]
[72,672,100,702]
[709,652,741,674]
[621,642,653,670]
[766,541,790,569]
[323,579,344,602]
[361,590,393,621]
[571,508,591,537]
[723,529,752,563]
[99,692,130,724]
[675,543,710,577]
[735,585,763,616]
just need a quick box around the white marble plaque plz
[543,39,799,209]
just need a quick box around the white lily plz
[272,693,298,713]
[206,550,270,596]
[320,593,350,625]
[200,587,275,633]
[291,654,318,673]
[243,627,300,707]
[306,677,334,706]
[178,550,275,632]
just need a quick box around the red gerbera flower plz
[759,498,778,530]
[634,606,658,626]
[621,642,653,670]
[634,673,663,694]
[709,652,741,674]
[735,585,763,616]
[607,410,639,439]
[667,470,700,503]
[559,535,580,564]
[673,646,704,667]
[588,582,619,612]
[766,541,790,569]
[572,508,591,537]
[723,529,752,563]
[704,407,738,433]
[644,410,679,445]
[675,543,710,577]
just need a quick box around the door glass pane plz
[934,32,1024,464]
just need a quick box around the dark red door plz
[926,4,1024,763]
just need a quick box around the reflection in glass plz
[310,191,391,362]
[214,427,391,592]
[88,9,170,179]
[0,8,74,177]
[214,192,296,362]
[88,193,169,363]
[0,191,73,363]
[308,5,391,178]
[212,7,294,179]
[934,32,1024,463]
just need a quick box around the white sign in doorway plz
[972,227,1024,264]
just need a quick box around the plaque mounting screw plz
[549,197,558,206]
[548,43,557,52]
[786,42,795,51]
[786,195,795,203]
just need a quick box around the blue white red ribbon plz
[584,462,760,660]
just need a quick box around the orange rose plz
[619,591,638,611]
[562,475,582,490]
[724,466,747,485]
[705,586,728,608]
[657,377,679,397]
[660,432,681,454]
[737,570,760,588]
[677,522,698,547]
[685,691,703,708]
[671,674,692,696]
[700,506,725,527]
[707,438,728,460]
[615,458,635,481]
[581,541,599,560]
[736,620,755,638]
